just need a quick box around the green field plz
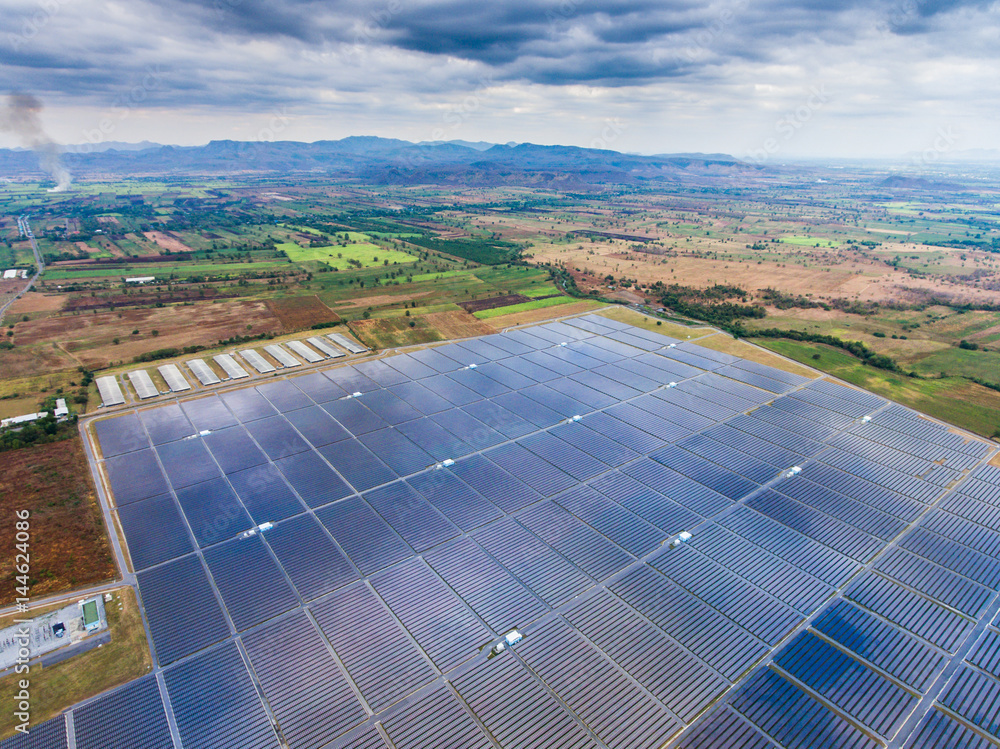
[42,260,289,280]
[277,241,416,268]
[779,235,842,248]
[753,338,1000,437]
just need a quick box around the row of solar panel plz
[678,445,1000,749]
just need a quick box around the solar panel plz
[263,514,357,600]
[220,387,278,421]
[371,557,489,670]
[382,683,492,749]
[0,715,67,749]
[156,363,190,392]
[181,394,239,430]
[245,415,312,459]
[228,462,305,522]
[406,469,503,531]
[354,359,410,387]
[204,535,299,630]
[174,477,253,547]
[106,448,168,505]
[203,425,268,473]
[156,437,222,489]
[242,612,367,748]
[187,357,221,385]
[363,481,460,552]
[275,449,353,508]
[310,582,436,712]
[163,641,279,749]
[318,438,396,492]
[118,493,194,570]
[256,380,312,411]
[95,413,148,456]
[127,369,158,399]
[286,338,324,362]
[136,554,231,664]
[213,352,250,379]
[316,496,413,575]
[72,676,172,749]
[239,348,276,373]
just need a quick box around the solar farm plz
[11,311,1000,749]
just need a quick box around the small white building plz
[2,269,18,279]
[54,398,69,417]
[1,411,47,428]
[125,276,155,284]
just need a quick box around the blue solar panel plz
[291,370,348,402]
[382,683,493,749]
[354,358,411,387]
[163,641,278,749]
[323,397,389,434]
[228,462,305,522]
[549,419,639,467]
[310,582,436,712]
[422,373,481,405]
[0,715,66,749]
[95,413,149,457]
[395,417,474,461]
[447,368,510,398]
[242,612,367,749]
[518,430,608,481]
[256,380,312,411]
[263,514,357,600]
[812,599,945,692]
[72,676,171,749]
[388,380,453,414]
[364,481,460,552]
[359,427,435,476]
[429,409,506,449]
[906,708,1000,749]
[156,438,221,489]
[325,366,380,393]
[318,438,396,492]
[316,496,413,575]
[181,394,240,431]
[138,402,194,445]
[284,404,351,447]
[473,518,592,607]
[384,352,440,380]
[938,665,1000,742]
[728,668,879,749]
[407,346,462,373]
[360,389,421,424]
[462,396,546,435]
[118,493,194,570]
[554,484,667,557]
[589,470,702,535]
[474,361,537,390]
[204,534,299,630]
[516,500,633,581]
[775,630,916,739]
[203,425,268,473]
[371,557,489,670]
[220,387,278,421]
[106,449,168,505]
[485,442,576,496]
[174,477,253,547]
[449,453,542,513]
[424,535,546,633]
[136,554,231,664]
[277,447,356,507]
[406,469,503,531]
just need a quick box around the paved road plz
[0,215,44,324]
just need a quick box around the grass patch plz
[779,235,842,248]
[596,307,715,339]
[910,346,1000,381]
[472,294,576,319]
[694,333,819,378]
[277,242,416,269]
[753,338,1000,437]
[0,587,153,739]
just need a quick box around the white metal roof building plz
[157,364,191,393]
[127,370,158,399]
[213,354,249,380]
[96,376,125,407]
[187,358,221,385]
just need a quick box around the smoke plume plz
[0,93,72,192]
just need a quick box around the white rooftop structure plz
[96,376,125,407]
[286,339,324,363]
[125,276,155,284]
[2,269,18,279]
[307,336,345,359]
[1,411,47,428]
[213,354,250,380]
[264,343,301,368]
[327,332,367,354]
[158,364,191,393]
[128,370,158,399]
[239,349,276,373]
[54,398,69,417]
[187,358,221,385]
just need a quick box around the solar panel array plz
[74,313,1000,749]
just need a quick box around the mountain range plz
[0,137,752,189]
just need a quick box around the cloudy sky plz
[1,0,998,159]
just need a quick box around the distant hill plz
[880,175,967,191]
[0,136,750,188]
